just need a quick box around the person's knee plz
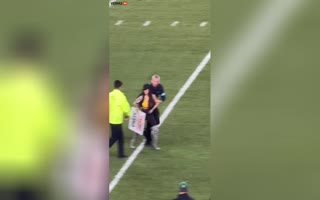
[151,125,159,134]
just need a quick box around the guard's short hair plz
[114,80,122,88]
[152,74,160,81]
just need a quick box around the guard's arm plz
[159,85,166,102]
[149,94,160,113]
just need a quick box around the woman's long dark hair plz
[138,88,155,109]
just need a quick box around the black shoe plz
[118,155,128,158]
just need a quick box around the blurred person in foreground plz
[142,75,166,147]
[173,182,194,200]
[0,30,65,199]
[109,80,130,158]
[56,64,109,200]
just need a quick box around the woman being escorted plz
[132,84,161,150]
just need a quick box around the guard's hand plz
[148,109,154,114]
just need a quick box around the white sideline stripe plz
[115,20,124,25]
[109,51,211,193]
[212,0,305,127]
[143,21,151,26]
[200,22,208,27]
[171,21,180,26]
[159,51,211,126]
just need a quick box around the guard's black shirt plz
[149,83,166,102]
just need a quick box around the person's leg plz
[130,132,137,148]
[151,125,160,150]
[147,114,160,150]
[109,124,118,148]
[15,188,39,200]
[145,108,160,145]
[4,186,43,200]
[154,108,160,125]
[146,108,160,147]
[0,188,12,200]
[144,122,152,146]
[116,124,126,157]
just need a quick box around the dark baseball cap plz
[143,84,150,90]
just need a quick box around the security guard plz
[173,182,194,200]
[109,80,130,158]
[144,75,166,146]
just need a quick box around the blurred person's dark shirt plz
[173,193,194,200]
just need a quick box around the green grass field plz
[0,0,108,98]
[212,1,320,200]
[109,0,210,199]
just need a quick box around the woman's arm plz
[133,96,143,111]
[149,94,160,113]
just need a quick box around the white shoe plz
[153,145,160,150]
[130,140,136,149]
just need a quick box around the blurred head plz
[151,74,160,87]
[142,84,150,94]
[9,29,46,61]
[179,182,188,192]
[114,80,122,89]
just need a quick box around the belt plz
[141,108,150,113]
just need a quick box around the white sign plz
[128,107,146,135]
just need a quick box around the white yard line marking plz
[171,21,180,26]
[159,52,210,126]
[109,51,211,193]
[200,21,208,27]
[212,0,306,128]
[114,20,124,25]
[143,21,151,26]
